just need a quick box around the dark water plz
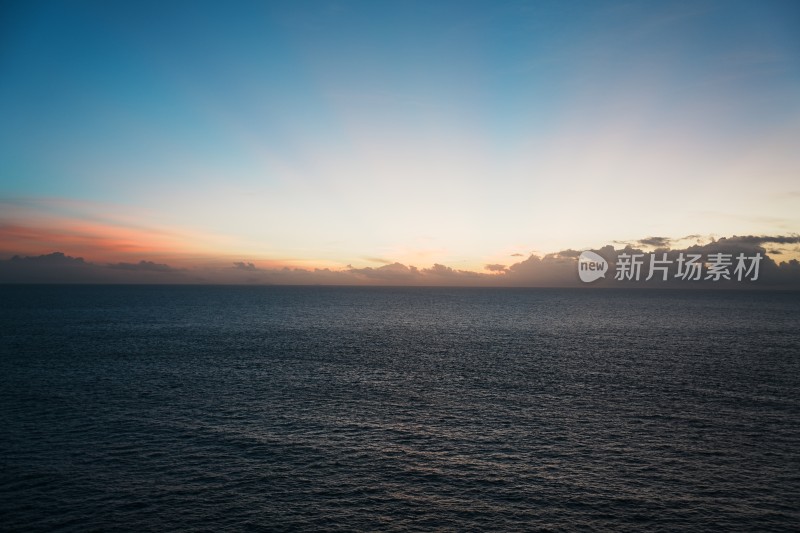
[1,286,799,532]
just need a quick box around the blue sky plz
[1,0,799,271]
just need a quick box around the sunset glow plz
[1,1,798,283]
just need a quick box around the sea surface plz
[1,286,799,532]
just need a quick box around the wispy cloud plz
[637,236,672,248]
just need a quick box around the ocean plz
[1,286,798,531]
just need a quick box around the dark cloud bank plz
[1,236,798,288]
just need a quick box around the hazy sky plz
[1,0,799,275]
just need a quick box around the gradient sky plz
[1,0,799,272]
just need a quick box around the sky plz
[1,0,799,284]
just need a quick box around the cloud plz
[1,234,798,287]
[108,260,182,272]
[233,261,258,271]
[0,252,186,283]
[494,236,800,288]
[637,236,671,248]
[502,252,585,287]
[718,234,800,245]
[510,253,524,257]
[616,237,674,249]
[547,249,582,259]
[0,252,101,283]
[347,262,420,281]
[594,237,800,287]
[8,251,86,266]
[421,264,483,280]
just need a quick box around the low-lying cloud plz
[108,260,182,272]
[233,261,258,271]
[1,234,798,288]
